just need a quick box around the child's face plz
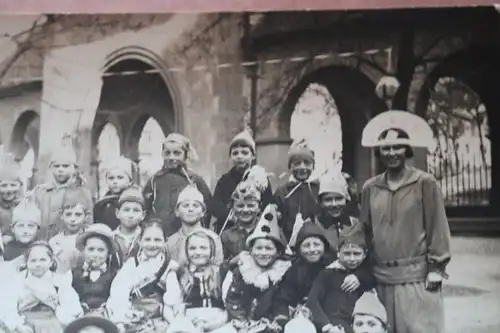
[186,234,212,267]
[233,199,260,226]
[84,237,109,269]
[116,201,144,229]
[353,314,387,333]
[290,159,314,182]
[162,142,186,169]
[50,162,76,184]
[0,180,21,202]
[26,246,53,277]
[13,221,38,244]
[320,192,347,218]
[230,146,254,170]
[140,226,166,258]
[251,238,278,268]
[61,205,87,234]
[175,200,204,225]
[338,244,365,270]
[299,236,325,263]
[106,169,131,194]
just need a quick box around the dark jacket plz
[93,191,121,230]
[274,180,320,241]
[220,225,255,261]
[72,266,118,311]
[213,167,274,234]
[224,252,292,323]
[272,222,335,324]
[143,166,213,236]
[306,261,375,333]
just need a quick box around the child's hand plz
[426,272,443,291]
[116,323,126,333]
[322,324,345,333]
[341,274,360,292]
[2,235,13,245]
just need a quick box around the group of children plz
[0,130,387,333]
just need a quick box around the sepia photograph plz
[0,3,497,333]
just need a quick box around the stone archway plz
[129,115,166,186]
[91,54,177,194]
[416,43,500,217]
[10,110,40,190]
[280,65,387,187]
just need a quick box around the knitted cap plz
[229,129,256,154]
[75,223,117,253]
[294,221,329,252]
[353,291,388,325]
[0,153,22,183]
[163,133,199,162]
[288,139,314,167]
[231,180,261,203]
[338,224,366,250]
[50,140,77,166]
[318,173,351,200]
[246,204,286,250]
[12,199,41,226]
[118,186,145,207]
[101,155,135,180]
[176,185,205,207]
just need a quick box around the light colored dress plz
[107,252,182,332]
[0,270,83,333]
[359,167,451,333]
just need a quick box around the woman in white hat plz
[358,111,451,333]
[71,223,121,317]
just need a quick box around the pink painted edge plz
[0,0,496,14]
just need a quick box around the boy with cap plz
[166,184,224,264]
[0,153,23,246]
[113,186,145,261]
[351,291,388,333]
[143,133,213,236]
[274,139,320,242]
[220,180,262,262]
[213,129,274,233]
[94,156,135,230]
[306,229,374,333]
[33,140,93,240]
[313,173,359,252]
[3,199,41,268]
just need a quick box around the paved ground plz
[444,236,500,333]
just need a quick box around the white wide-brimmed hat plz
[361,110,434,148]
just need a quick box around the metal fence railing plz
[428,152,491,207]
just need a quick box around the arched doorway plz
[96,122,121,198]
[416,44,500,218]
[135,117,166,186]
[281,66,387,186]
[290,83,343,178]
[92,55,176,195]
[10,111,40,191]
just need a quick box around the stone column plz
[37,48,103,195]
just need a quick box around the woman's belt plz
[373,255,428,285]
